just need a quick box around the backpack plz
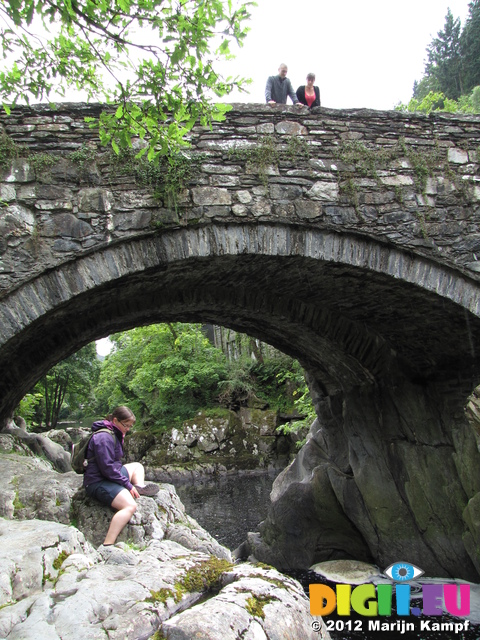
[71,428,115,474]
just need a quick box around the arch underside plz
[1,224,480,415]
[2,223,480,580]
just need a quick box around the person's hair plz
[306,73,315,81]
[279,63,287,69]
[107,406,136,423]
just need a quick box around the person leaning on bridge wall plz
[265,63,302,105]
[296,72,321,108]
[83,405,160,549]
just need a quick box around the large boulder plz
[0,452,81,522]
[0,451,231,560]
[72,483,232,559]
[0,518,329,640]
[0,451,330,640]
[43,428,73,452]
[1,420,72,472]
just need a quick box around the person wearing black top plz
[296,73,321,108]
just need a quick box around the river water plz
[175,473,480,640]
[175,471,278,550]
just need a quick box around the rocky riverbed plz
[0,426,328,640]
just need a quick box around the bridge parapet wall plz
[1,103,480,297]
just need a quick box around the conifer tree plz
[461,1,480,93]
[425,8,464,99]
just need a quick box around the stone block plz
[340,131,364,140]
[5,125,35,133]
[204,205,231,218]
[192,187,232,205]
[36,124,70,132]
[52,238,81,252]
[232,204,248,216]
[23,116,53,124]
[35,199,73,211]
[0,184,16,202]
[273,202,295,218]
[49,158,81,182]
[380,175,414,186]
[114,191,157,210]
[3,159,35,183]
[256,123,275,134]
[78,188,114,213]
[294,200,323,219]
[210,175,240,187]
[309,159,326,170]
[448,147,469,164]
[202,164,240,174]
[237,190,252,204]
[269,184,303,201]
[43,213,93,238]
[0,204,35,234]
[113,210,152,231]
[246,164,279,176]
[308,181,339,201]
[425,177,438,195]
[275,121,308,135]
[197,435,219,453]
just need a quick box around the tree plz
[17,343,101,429]
[396,86,480,114]
[0,0,253,158]
[424,9,464,99]
[94,323,228,430]
[461,1,480,93]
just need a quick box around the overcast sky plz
[218,0,472,109]
[91,0,472,356]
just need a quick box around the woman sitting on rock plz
[83,405,159,546]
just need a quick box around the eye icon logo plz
[384,562,424,582]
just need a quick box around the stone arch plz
[1,223,480,410]
[2,221,480,580]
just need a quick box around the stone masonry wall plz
[0,103,479,300]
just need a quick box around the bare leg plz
[123,463,159,496]
[123,462,145,486]
[103,489,137,545]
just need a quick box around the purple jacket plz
[83,420,133,491]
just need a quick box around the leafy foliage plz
[94,323,228,431]
[16,343,100,429]
[15,323,316,437]
[0,0,253,156]
[396,87,480,114]
[412,2,480,102]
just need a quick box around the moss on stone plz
[52,551,70,570]
[174,557,233,596]
[146,588,175,604]
[245,594,278,619]
[0,132,20,168]
[29,152,59,181]
[12,491,25,514]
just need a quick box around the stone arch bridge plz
[2,102,480,580]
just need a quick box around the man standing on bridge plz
[265,63,301,105]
